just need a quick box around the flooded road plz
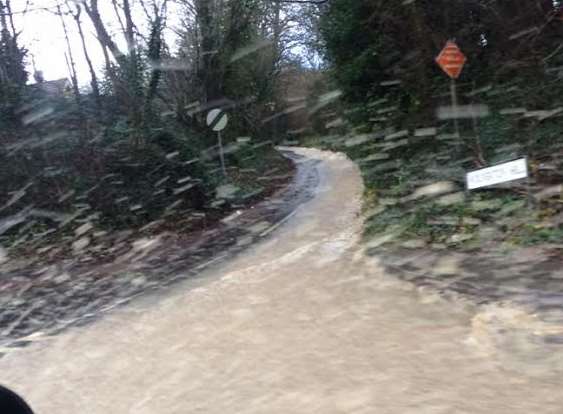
[1,148,563,413]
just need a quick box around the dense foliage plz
[0,0,315,256]
[312,0,563,247]
[0,8,27,130]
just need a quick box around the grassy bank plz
[1,108,294,264]
[304,127,562,251]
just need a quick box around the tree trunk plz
[111,0,127,38]
[0,1,8,84]
[57,5,80,103]
[69,3,101,111]
[83,0,127,105]
[0,1,8,35]
[4,0,16,38]
[83,0,123,61]
[273,0,282,65]
[195,0,220,102]
[122,0,136,53]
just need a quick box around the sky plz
[10,0,317,85]
[11,0,180,85]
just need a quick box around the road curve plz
[1,148,563,414]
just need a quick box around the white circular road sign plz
[206,109,228,132]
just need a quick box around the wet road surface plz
[0,150,317,345]
[1,148,563,413]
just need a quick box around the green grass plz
[303,129,562,250]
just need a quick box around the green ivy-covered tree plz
[0,0,28,131]
[319,0,563,167]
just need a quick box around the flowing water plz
[1,148,563,413]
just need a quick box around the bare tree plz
[67,1,101,111]
[110,0,127,38]
[82,0,131,109]
[122,0,136,53]
[4,0,16,38]
[82,0,124,61]
[56,4,80,103]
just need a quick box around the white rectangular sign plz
[466,158,528,190]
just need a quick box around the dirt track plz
[1,148,563,414]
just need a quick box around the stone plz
[427,216,458,226]
[471,199,504,211]
[436,192,465,206]
[216,184,240,199]
[433,256,460,275]
[462,217,482,226]
[401,239,427,249]
[75,222,93,237]
[53,272,71,284]
[72,237,91,252]
[448,233,474,244]
[131,276,147,287]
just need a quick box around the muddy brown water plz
[1,148,563,413]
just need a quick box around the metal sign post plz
[450,79,460,140]
[206,108,229,176]
[217,130,226,176]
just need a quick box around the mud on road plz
[1,148,563,414]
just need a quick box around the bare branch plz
[82,0,124,60]
[5,0,16,37]
[66,0,100,106]
[111,0,127,37]
[56,4,80,98]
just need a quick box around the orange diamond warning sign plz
[435,40,467,79]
